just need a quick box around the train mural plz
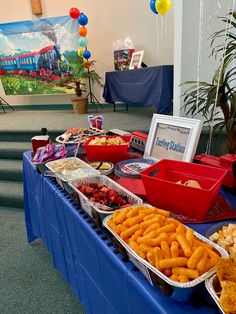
[0,15,78,95]
[0,44,69,81]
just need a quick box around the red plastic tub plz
[83,135,131,164]
[140,159,227,219]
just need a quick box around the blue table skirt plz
[103,66,173,114]
[23,151,225,314]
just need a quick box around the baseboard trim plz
[10,103,145,111]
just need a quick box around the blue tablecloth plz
[103,66,173,114]
[23,151,234,314]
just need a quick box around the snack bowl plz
[69,175,142,228]
[89,161,114,176]
[83,135,132,164]
[140,159,227,220]
[45,157,100,194]
[103,205,228,302]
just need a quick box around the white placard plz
[144,114,202,162]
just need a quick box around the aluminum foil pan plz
[205,275,225,314]
[69,175,142,217]
[103,208,228,289]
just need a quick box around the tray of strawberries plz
[69,176,142,227]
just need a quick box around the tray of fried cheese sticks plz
[103,204,228,302]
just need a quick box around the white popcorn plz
[209,224,236,258]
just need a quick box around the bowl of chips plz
[83,135,132,163]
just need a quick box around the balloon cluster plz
[150,0,172,16]
[69,7,91,67]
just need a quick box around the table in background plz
[24,151,232,314]
[103,65,173,113]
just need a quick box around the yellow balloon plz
[77,48,84,58]
[155,0,172,16]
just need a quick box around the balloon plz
[84,61,91,69]
[150,0,158,14]
[78,37,88,47]
[78,48,84,58]
[83,50,91,59]
[155,0,172,16]
[69,8,80,19]
[78,13,88,26]
[78,26,87,37]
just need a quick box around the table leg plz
[111,101,116,112]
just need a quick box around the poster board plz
[0,16,78,96]
[144,114,202,162]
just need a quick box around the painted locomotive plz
[0,44,68,80]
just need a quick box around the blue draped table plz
[23,151,235,314]
[103,65,173,113]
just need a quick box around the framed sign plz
[144,114,202,162]
[129,50,144,69]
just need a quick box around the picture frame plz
[144,114,202,162]
[129,50,144,70]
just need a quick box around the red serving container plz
[140,159,227,219]
[83,135,131,164]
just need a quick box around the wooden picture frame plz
[144,114,202,162]
[129,50,144,70]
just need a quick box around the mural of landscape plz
[0,16,78,95]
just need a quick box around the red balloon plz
[69,8,80,19]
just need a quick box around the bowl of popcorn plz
[83,135,132,163]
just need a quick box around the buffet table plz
[103,66,173,113]
[23,151,234,314]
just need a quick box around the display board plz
[0,16,78,95]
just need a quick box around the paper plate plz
[114,158,155,178]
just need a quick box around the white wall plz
[174,0,235,116]
[0,0,174,106]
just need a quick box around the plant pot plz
[71,96,88,114]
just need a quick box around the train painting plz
[0,16,78,95]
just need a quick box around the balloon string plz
[161,16,164,62]
[205,0,235,154]
[196,0,204,110]
[155,13,160,63]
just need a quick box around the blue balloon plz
[83,50,91,59]
[78,37,88,48]
[150,0,158,14]
[78,13,88,26]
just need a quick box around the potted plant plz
[182,11,236,154]
[60,56,103,114]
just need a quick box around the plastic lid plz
[89,161,114,175]
[115,158,155,178]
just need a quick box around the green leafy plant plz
[60,56,103,97]
[182,11,236,153]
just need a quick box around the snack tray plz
[56,128,106,145]
[45,157,100,183]
[103,209,228,289]
[205,275,225,314]
[69,175,142,216]
[205,220,235,239]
